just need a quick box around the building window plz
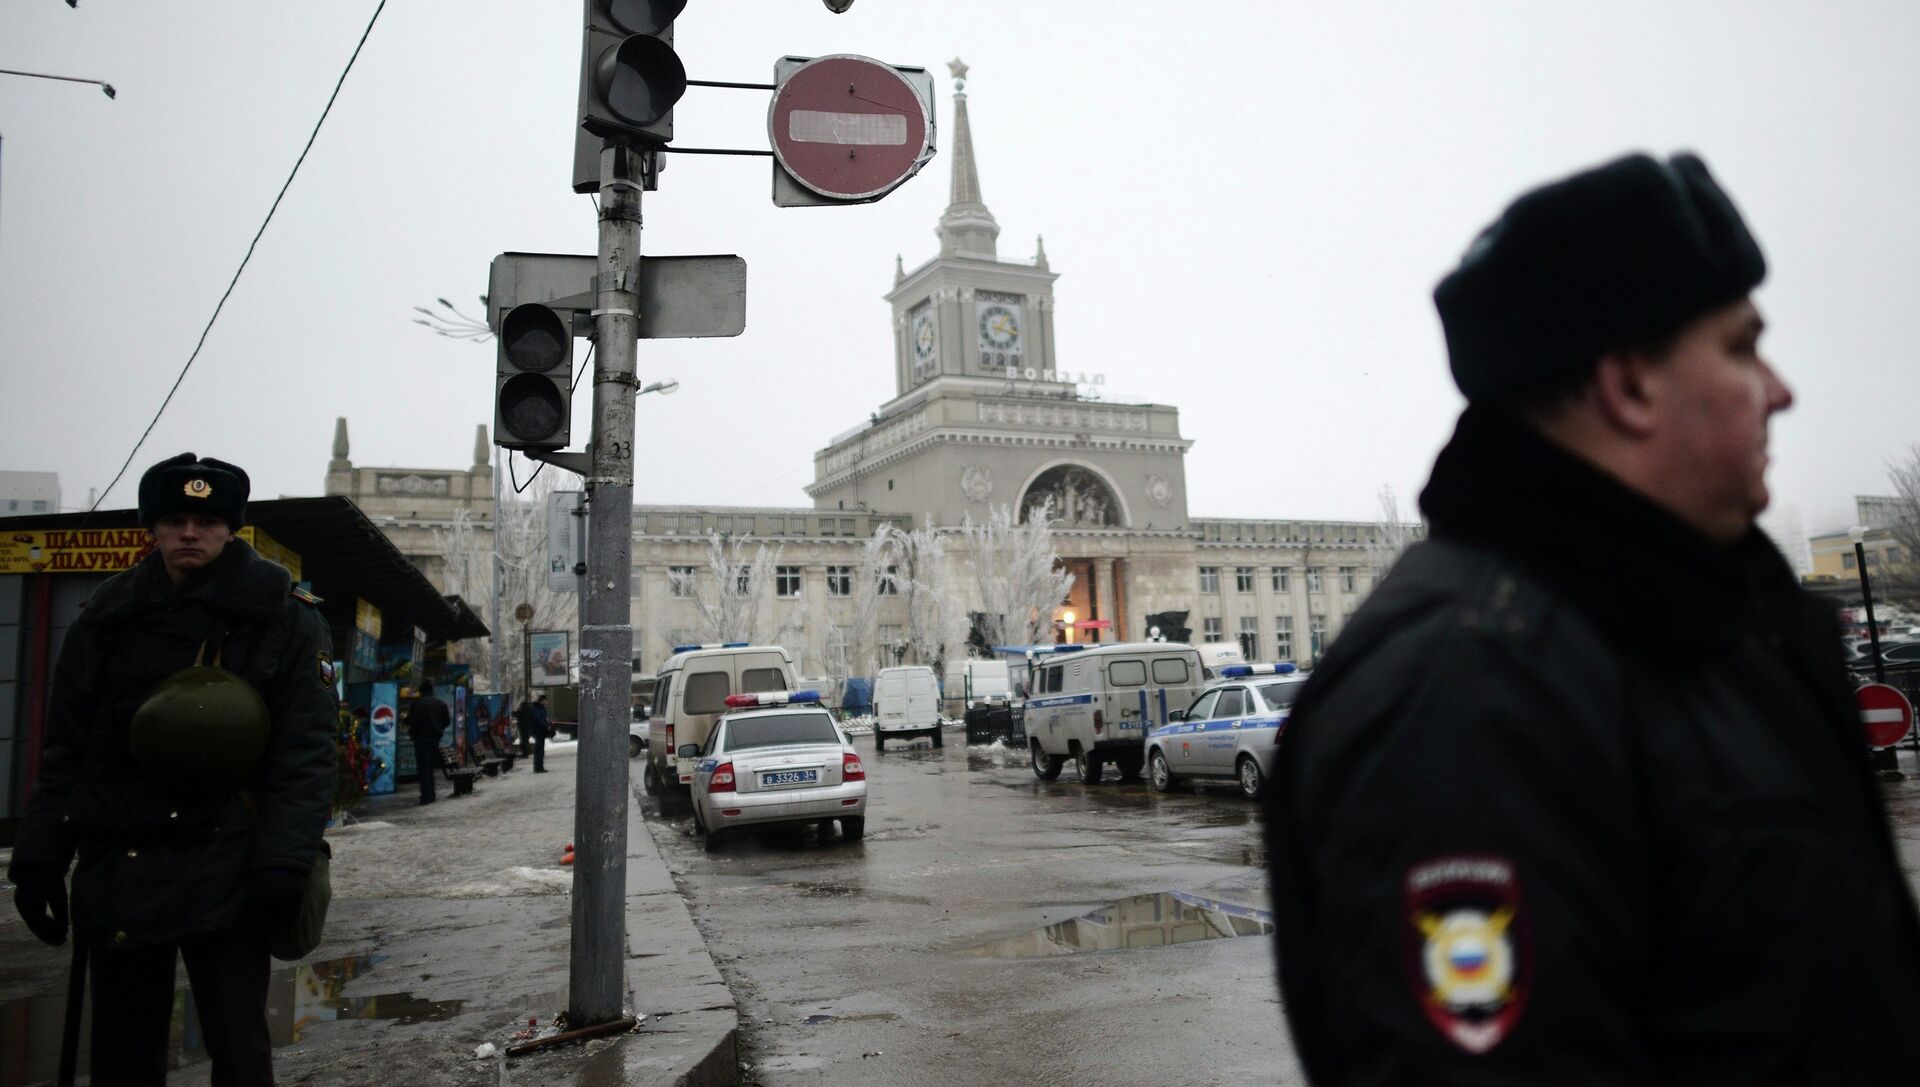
[821,519,835,537]
[668,566,696,598]
[1204,617,1223,640]
[31,500,47,512]
[731,565,750,593]
[661,515,677,535]
[1340,566,1357,592]
[840,518,856,536]
[1306,567,1324,593]
[1892,547,1905,565]
[1274,616,1293,661]
[1309,614,1327,660]
[1271,566,1289,593]
[1199,566,1220,594]
[879,565,900,595]
[879,624,905,664]
[1238,616,1259,661]
[1235,566,1255,593]
[776,565,802,597]
[1844,553,1857,570]
[826,565,852,596]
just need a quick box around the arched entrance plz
[1017,464,1124,528]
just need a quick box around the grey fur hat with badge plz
[1434,151,1767,404]
[137,453,250,530]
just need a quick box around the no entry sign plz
[769,54,934,202]
[1857,682,1914,749]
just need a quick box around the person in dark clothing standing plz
[1268,153,1920,1084]
[407,681,451,805]
[9,453,337,1086]
[513,697,533,757]
[528,694,552,772]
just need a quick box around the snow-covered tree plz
[960,502,1075,649]
[849,525,898,676]
[898,519,970,666]
[1879,446,1920,610]
[1363,484,1424,587]
[679,531,783,644]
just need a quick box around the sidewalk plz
[0,741,737,1087]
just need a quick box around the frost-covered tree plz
[1879,446,1920,610]
[429,463,579,700]
[679,531,783,644]
[960,502,1075,649]
[1363,484,1424,588]
[849,525,899,676]
[898,519,970,666]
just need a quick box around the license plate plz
[760,768,818,787]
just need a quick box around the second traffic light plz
[578,0,687,145]
[495,303,574,451]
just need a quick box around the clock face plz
[912,312,936,363]
[978,304,1021,350]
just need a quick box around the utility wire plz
[80,0,387,518]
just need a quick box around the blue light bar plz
[672,641,756,654]
[1219,662,1298,677]
[723,689,822,708]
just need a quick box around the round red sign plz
[1857,682,1914,749]
[768,55,932,201]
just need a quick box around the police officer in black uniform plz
[1268,154,1920,1083]
[9,453,337,1085]
[407,681,451,805]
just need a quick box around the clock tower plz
[810,59,1192,550]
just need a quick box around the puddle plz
[0,952,465,1086]
[958,891,1273,959]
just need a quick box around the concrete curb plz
[620,780,739,1086]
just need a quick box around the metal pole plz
[491,443,505,698]
[568,139,642,1026]
[1856,539,1886,685]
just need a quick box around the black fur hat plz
[1434,152,1766,404]
[137,453,250,530]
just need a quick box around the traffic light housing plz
[495,302,574,451]
[577,0,687,146]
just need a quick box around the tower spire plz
[937,57,1000,259]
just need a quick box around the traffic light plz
[577,0,688,145]
[495,302,573,451]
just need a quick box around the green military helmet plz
[128,664,271,786]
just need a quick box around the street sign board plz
[769,55,935,205]
[547,490,586,592]
[1857,682,1914,749]
[488,252,747,340]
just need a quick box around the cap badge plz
[184,478,212,499]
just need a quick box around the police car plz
[1144,663,1305,800]
[679,690,867,852]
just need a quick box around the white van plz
[1195,641,1247,680]
[1023,642,1205,784]
[872,664,943,751]
[643,643,797,812]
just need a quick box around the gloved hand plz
[245,868,308,930]
[11,865,69,947]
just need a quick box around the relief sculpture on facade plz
[375,473,452,496]
[1020,465,1119,527]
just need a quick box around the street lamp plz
[639,379,679,396]
[1851,525,1886,684]
[0,67,116,98]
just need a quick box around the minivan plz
[872,664,943,751]
[1023,642,1205,784]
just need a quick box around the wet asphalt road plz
[642,729,1307,1087]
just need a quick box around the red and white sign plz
[1857,682,1914,749]
[769,55,932,201]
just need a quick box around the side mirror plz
[677,743,702,759]
[1167,710,1187,723]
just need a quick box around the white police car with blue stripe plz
[1146,663,1305,799]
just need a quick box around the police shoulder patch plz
[317,651,336,686]
[1403,855,1531,1055]
[290,585,322,606]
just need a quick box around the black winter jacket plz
[9,539,338,947]
[1268,408,1920,1085]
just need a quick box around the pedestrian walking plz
[406,681,451,805]
[513,697,533,757]
[1268,152,1920,1083]
[529,694,552,773]
[9,453,337,1085]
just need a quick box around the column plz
[1095,558,1117,646]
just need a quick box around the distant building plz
[0,472,60,517]
[1808,497,1907,583]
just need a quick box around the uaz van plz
[643,643,797,813]
[1023,642,1204,784]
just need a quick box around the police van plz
[643,643,797,813]
[1022,642,1205,784]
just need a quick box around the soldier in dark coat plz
[406,681,451,805]
[1268,153,1920,1083]
[9,453,337,1085]
[528,693,552,772]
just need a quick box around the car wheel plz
[1150,749,1180,792]
[874,731,886,753]
[1075,747,1103,784]
[932,728,944,749]
[704,826,725,853]
[629,735,643,759]
[1237,755,1267,801]
[1031,742,1064,781]
[841,816,866,841]
[642,761,661,797]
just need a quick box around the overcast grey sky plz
[3,2,1916,543]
